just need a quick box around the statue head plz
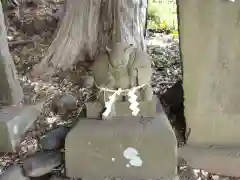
[106,42,135,68]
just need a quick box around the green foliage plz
[147,0,178,33]
[170,29,179,39]
[148,2,161,22]
[148,20,168,30]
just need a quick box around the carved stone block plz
[0,104,41,152]
[65,100,178,180]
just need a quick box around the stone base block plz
[65,103,177,180]
[0,104,41,152]
[179,145,240,177]
[86,98,157,119]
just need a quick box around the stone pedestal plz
[0,104,42,152]
[65,100,178,180]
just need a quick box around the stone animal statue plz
[91,42,153,107]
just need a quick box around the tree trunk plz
[0,1,23,106]
[144,0,149,37]
[32,0,148,78]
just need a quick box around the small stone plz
[153,47,162,55]
[23,151,62,177]
[33,18,47,34]
[51,94,77,114]
[21,22,34,36]
[40,126,70,150]
[179,166,198,180]
[0,164,29,180]
[81,76,94,88]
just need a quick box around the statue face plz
[106,42,134,68]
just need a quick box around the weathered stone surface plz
[178,0,240,175]
[179,0,240,145]
[40,126,70,150]
[23,151,62,177]
[0,164,29,180]
[65,99,177,180]
[179,145,240,177]
[0,104,41,152]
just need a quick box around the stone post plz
[178,0,240,176]
[179,0,240,147]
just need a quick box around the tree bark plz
[0,1,23,106]
[32,0,148,78]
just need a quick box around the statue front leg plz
[142,85,154,101]
[128,68,138,88]
[127,68,142,100]
[135,67,153,101]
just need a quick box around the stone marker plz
[178,0,240,176]
[0,164,29,180]
[23,151,62,177]
[0,103,42,152]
